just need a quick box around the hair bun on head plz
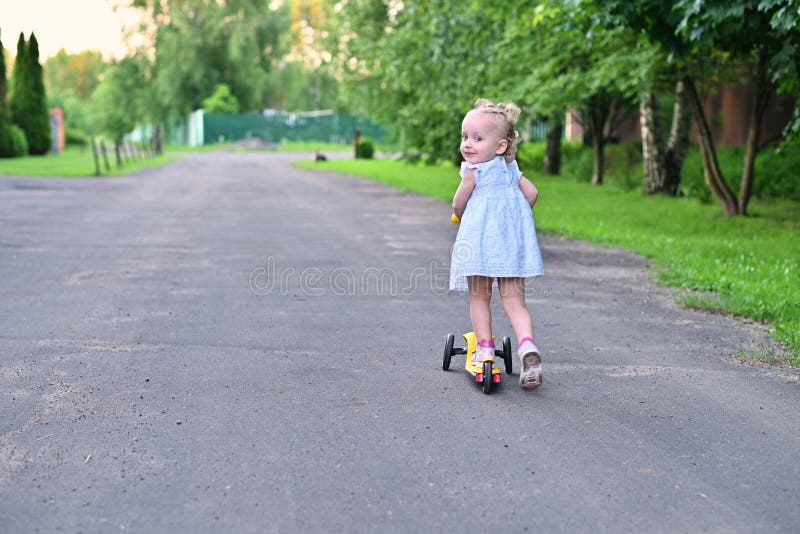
[472,98,521,126]
[500,102,521,126]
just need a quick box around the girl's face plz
[460,111,508,164]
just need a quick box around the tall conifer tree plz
[25,33,51,154]
[0,29,16,157]
[10,32,28,131]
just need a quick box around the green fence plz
[528,120,550,142]
[155,110,387,147]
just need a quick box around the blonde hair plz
[470,98,521,163]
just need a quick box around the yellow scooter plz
[442,332,513,394]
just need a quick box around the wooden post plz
[353,128,361,159]
[114,139,122,167]
[154,125,162,155]
[90,136,101,176]
[100,141,111,172]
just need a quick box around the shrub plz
[681,143,800,202]
[202,83,240,114]
[516,141,545,171]
[10,125,28,156]
[0,123,14,158]
[356,137,375,159]
[64,128,88,147]
[518,140,596,183]
[754,142,800,201]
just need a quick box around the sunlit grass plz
[0,146,179,177]
[296,156,800,366]
[277,140,353,153]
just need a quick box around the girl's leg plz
[497,277,534,342]
[467,275,493,345]
[499,277,542,388]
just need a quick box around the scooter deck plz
[462,332,502,376]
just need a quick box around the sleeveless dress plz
[449,156,544,292]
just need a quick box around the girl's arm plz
[452,168,476,219]
[519,175,539,208]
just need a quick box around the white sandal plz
[471,346,495,367]
[518,340,543,389]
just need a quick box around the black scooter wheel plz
[442,333,455,371]
[503,336,513,375]
[482,361,493,394]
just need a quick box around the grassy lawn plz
[295,156,800,366]
[0,146,179,177]
[277,140,353,153]
[0,142,362,178]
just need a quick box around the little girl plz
[450,99,545,389]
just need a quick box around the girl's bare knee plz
[502,300,525,317]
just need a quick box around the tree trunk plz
[582,111,593,147]
[543,116,563,175]
[592,133,605,185]
[154,125,163,156]
[640,91,667,194]
[588,100,607,186]
[739,50,771,216]
[683,76,739,216]
[114,139,122,167]
[664,79,692,196]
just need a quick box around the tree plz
[272,0,340,111]
[0,30,17,157]
[672,0,800,215]
[333,0,507,163]
[639,80,692,195]
[681,0,799,215]
[499,3,656,185]
[490,2,569,176]
[24,33,52,154]
[10,33,51,155]
[122,0,290,120]
[45,49,105,100]
[333,0,654,181]
[765,0,800,143]
[202,83,240,114]
[543,117,564,175]
[593,0,694,195]
[603,0,800,215]
[88,57,144,153]
[10,33,28,133]
[268,61,339,111]
[44,49,107,137]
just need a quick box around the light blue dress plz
[449,156,544,292]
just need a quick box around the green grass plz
[178,140,353,153]
[0,141,376,176]
[296,155,800,366]
[277,140,354,153]
[165,143,224,153]
[0,146,179,177]
[297,158,458,200]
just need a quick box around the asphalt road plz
[1,151,798,533]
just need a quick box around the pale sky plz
[1,0,136,59]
